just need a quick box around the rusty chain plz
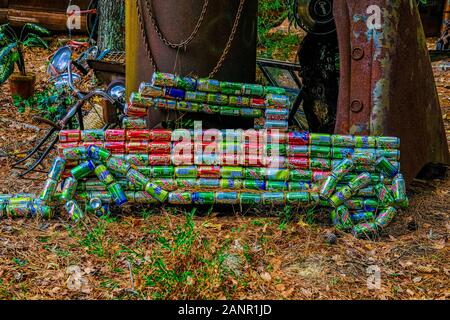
[136,0,158,71]
[208,0,246,78]
[135,0,246,78]
[144,0,209,50]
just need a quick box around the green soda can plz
[392,173,407,204]
[107,182,128,206]
[193,192,215,205]
[310,133,331,146]
[309,192,321,205]
[346,199,379,211]
[264,144,287,156]
[71,160,95,180]
[357,186,376,197]
[61,177,78,202]
[81,130,105,142]
[207,93,228,105]
[288,182,312,191]
[241,108,263,118]
[34,203,54,219]
[354,148,376,158]
[331,147,354,159]
[376,149,400,161]
[290,169,313,182]
[126,168,150,187]
[87,145,111,162]
[329,185,354,208]
[6,203,33,218]
[351,211,376,223]
[137,166,152,177]
[339,173,358,184]
[319,175,339,200]
[330,205,353,231]
[286,192,310,204]
[220,81,243,95]
[332,158,355,178]
[185,91,208,103]
[309,146,331,158]
[176,179,197,188]
[244,167,266,180]
[168,192,192,205]
[267,181,288,191]
[197,178,220,189]
[95,165,116,186]
[126,154,149,167]
[40,178,58,202]
[220,106,241,117]
[354,136,376,148]
[244,180,266,191]
[374,184,395,205]
[221,166,244,179]
[84,180,106,191]
[106,157,132,175]
[48,157,66,181]
[352,223,379,239]
[375,157,399,179]
[125,191,135,202]
[243,84,265,97]
[376,137,400,150]
[152,166,175,178]
[152,179,178,191]
[215,192,239,205]
[264,86,286,95]
[376,207,397,229]
[65,200,84,222]
[175,166,198,178]
[240,193,261,205]
[262,192,286,205]
[348,173,372,191]
[220,179,243,189]
[310,158,332,171]
[229,96,251,107]
[134,191,158,204]
[176,76,197,91]
[63,147,87,161]
[197,78,221,93]
[145,182,169,202]
[266,168,289,181]
[331,135,355,147]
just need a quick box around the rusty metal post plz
[333,0,449,184]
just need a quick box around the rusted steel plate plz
[334,0,449,184]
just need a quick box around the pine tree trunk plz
[97,0,125,51]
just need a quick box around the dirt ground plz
[0,39,448,300]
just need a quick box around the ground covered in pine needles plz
[0,37,448,300]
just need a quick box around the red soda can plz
[243,154,263,167]
[288,157,309,169]
[288,132,310,146]
[126,130,150,141]
[81,141,103,149]
[126,142,149,153]
[105,129,126,142]
[57,142,79,157]
[59,130,81,143]
[172,154,194,166]
[149,129,172,141]
[312,170,330,182]
[149,154,171,166]
[104,142,126,154]
[125,104,148,117]
[149,142,172,154]
[251,98,266,108]
[198,166,221,178]
[221,154,240,166]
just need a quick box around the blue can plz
[165,87,186,100]
[215,192,239,205]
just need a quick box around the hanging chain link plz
[136,0,158,71]
[144,0,209,50]
[135,0,246,78]
[208,0,246,78]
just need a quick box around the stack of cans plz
[0,128,407,239]
[133,72,291,129]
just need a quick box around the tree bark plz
[97,0,125,51]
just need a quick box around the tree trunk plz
[97,0,125,51]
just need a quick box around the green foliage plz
[12,85,74,122]
[0,23,50,82]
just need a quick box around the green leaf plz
[0,24,10,34]
[23,23,50,36]
[0,33,11,48]
[0,56,14,84]
[23,33,48,49]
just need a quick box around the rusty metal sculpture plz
[333,0,449,184]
